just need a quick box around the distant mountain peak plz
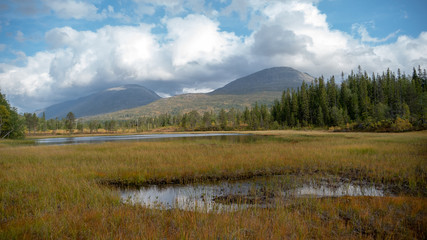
[40,84,161,119]
[210,66,313,95]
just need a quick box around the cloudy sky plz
[0,0,426,112]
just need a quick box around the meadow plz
[1,130,426,239]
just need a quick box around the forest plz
[1,66,426,138]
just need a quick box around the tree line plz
[268,66,426,131]
[0,66,425,138]
[32,66,427,133]
[96,66,425,132]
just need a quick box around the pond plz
[120,175,389,212]
[35,133,254,145]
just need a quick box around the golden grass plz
[1,130,426,239]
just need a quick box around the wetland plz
[1,130,426,239]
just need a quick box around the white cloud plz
[373,32,427,72]
[106,87,126,91]
[165,14,243,68]
[43,0,103,20]
[156,92,172,98]
[0,51,54,101]
[352,23,400,43]
[44,24,174,87]
[181,87,214,94]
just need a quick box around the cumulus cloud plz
[43,0,103,20]
[165,14,243,67]
[251,24,311,56]
[373,32,427,72]
[44,24,173,87]
[0,51,55,110]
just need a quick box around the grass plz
[1,130,426,239]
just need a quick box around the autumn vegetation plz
[1,130,426,239]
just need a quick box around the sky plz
[0,0,426,113]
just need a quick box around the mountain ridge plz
[40,84,161,119]
[210,66,313,95]
[83,66,314,120]
[40,66,314,120]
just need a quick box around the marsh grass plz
[1,130,426,239]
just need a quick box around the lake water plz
[35,133,252,145]
[120,175,388,212]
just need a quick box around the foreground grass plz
[1,130,426,239]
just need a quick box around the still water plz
[120,175,388,212]
[35,133,252,145]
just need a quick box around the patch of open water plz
[120,175,389,212]
[35,133,253,145]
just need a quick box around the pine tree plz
[65,112,75,134]
[299,82,310,126]
[290,89,298,127]
[318,76,329,125]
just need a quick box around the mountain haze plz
[40,84,161,119]
[210,67,313,95]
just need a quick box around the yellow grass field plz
[1,130,426,239]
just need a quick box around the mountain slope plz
[84,66,314,120]
[83,91,282,120]
[41,84,161,119]
[210,66,313,95]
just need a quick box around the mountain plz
[83,92,280,120]
[84,66,314,120]
[40,84,161,119]
[210,66,313,95]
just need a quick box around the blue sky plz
[0,0,426,112]
[319,0,426,39]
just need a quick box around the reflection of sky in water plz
[121,178,388,212]
[290,183,384,197]
[36,133,248,145]
[121,184,249,212]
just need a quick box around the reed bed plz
[1,130,426,239]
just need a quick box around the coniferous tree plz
[299,82,310,126]
[65,112,75,133]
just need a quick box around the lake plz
[35,133,253,145]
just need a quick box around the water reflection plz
[120,176,388,212]
[35,133,254,145]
